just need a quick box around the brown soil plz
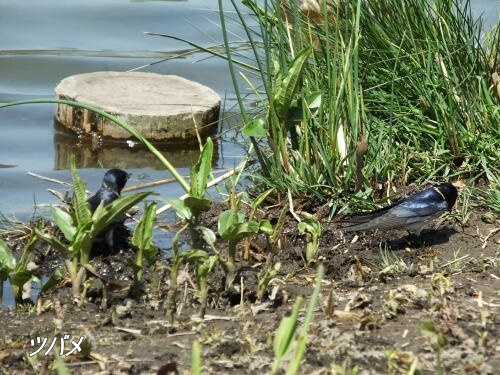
[0,201,499,375]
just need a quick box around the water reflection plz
[53,124,220,170]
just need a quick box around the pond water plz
[0,0,249,225]
[0,0,498,305]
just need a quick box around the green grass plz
[212,0,499,213]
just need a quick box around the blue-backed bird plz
[88,169,130,253]
[88,169,129,212]
[340,183,457,235]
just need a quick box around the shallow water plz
[0,0,248,222]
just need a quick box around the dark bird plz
[88,168,130,212]
[88,169,130,254]
[340,183,457,235]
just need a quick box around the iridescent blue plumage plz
[88,169,129,212]
[341,183,457,235]
[87,168,130,253]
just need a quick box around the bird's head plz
[102,168,130,193]
[436,182,458,210]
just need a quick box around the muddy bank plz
[0,204,498,374]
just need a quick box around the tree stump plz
[55,71,221,141]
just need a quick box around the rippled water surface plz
[0,0,246,222]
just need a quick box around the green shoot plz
[298,218,322,265]
[132,201,158,281]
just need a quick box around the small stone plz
[115,300,134,319]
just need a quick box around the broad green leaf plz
[91,191,152,236]
[218,209,259,242]
[190,137,213,199]
[231,221,260,242]
[198,255,218,279]
[298,218,321,237]
[259,220,274,236]
[132,201,157,251]
[0,239,16,280]
[51,206,76,241]
[242,118,267,138]
[184,197,211,216]
[164,196,210,222]
[273,47,311,120]
[164,198,193,221]
[197,226,216,247]
[33,228,69,254]
[70,156,92,226]
[180,249,209,263]
[217,209,244,238]
[217,209,238,238]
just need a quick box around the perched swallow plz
[340,183,457,235]
[88,169,130,212]
[88,169,130,254]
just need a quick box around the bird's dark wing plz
[340,210,419,232]
[340,187,448,232]
[393,187,448,217]
[340,199,403,224]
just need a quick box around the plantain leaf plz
[243,118,267,138]
[197,226,216,247]
[273,47,311,120]
[132,201,157,258]
[70,156,92,226]
[217,209,243,238]
[218,210,259,242]
[164,198,193,221]
[33,227,69,254]
[180,249,209,263]
[91,191,152,236]
[0,239,16,280]
[51,206,76,241]
[298,218,321,237]
[190,137,213,199]
[259,220,274,236]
